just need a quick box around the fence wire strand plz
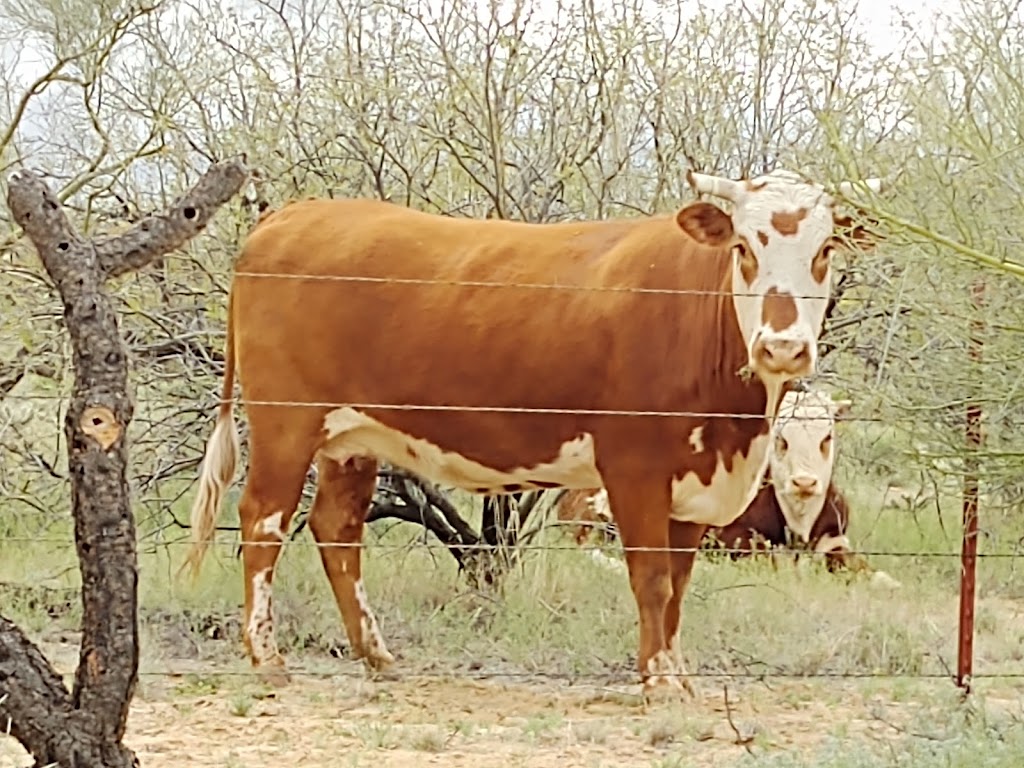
[231,269,871,301]
[117,669,1024,682]
[2,391,1012,430]
[2,537,1021,559]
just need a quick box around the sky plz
[0,0,963,83]
[0,0,968,169]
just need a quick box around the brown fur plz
[704,472,868,572]
[183,190,874,694]
[761,287,799,332]
[770,208,809,236]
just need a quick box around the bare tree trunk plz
[0,159,248,767]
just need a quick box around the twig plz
[723,683,757,753]
[868,706,950,742]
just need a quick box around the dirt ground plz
[5,585,1024,767]
[7,646,1018,768]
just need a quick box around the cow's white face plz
[768,389,851,542]
[684,168,881,389]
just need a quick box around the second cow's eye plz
[820,434,833,456]
[775,435,788,454]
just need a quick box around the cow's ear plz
[831,398,853,421]
[832,211,882,253]
[676,202,734,246]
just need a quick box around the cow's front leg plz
[603,478,687,700]
[663,520,707,699]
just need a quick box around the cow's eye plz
[820,434,833,455]
[733,242,758,284]
[774,435,788,454]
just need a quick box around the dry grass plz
[3,457,1024,766]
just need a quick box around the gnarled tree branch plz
[94,158,251,278]
[0,158,247,767]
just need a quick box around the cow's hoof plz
[642,675,697,704]
[362,646,397,669]
[362,656,401,681]
[254,656,292,687]
[642,649,697,703]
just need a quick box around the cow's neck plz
[776,490,828,543]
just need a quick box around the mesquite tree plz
[0,159,247,767]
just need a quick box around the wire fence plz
[2,514,1020,683]
[0,537,1020,559]
[2,234,1020,753]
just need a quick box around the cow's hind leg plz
[662,520,707,699]
[237,412,321,685]
[308,454,395,673]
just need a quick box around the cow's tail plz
[179,293,240,582]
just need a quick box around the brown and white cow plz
[181,167,880,699]
[553,388,852,560]
[707,388,901,586]
[559,388,899,581]
[704,387,859,566]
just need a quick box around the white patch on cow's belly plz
[670,434,771,527]
[321,407,602,491]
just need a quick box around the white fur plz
[644,648,686,691]
[321,407,602,491]
[247,567,276,664]
[589,488,612,523]
[688,425,705,454]
[354,578,393,663]
[670,433,772,526]
[814,533,851,554]
[769,389,849,542]
[257,511,286,541]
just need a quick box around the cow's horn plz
[838,178,884,196]
[687,170,745,203]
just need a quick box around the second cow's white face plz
[768,389,851,542]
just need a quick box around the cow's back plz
[232,199,637,410]
[227,198,749,489]
[240,198,645,285]
[232,198,680,409]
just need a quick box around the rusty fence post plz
[957,277,986,693]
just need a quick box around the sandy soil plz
[7,653,1015,768]
[5,589,1024,768]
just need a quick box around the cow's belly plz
[670,434,771,527]
[320,407,603,493]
